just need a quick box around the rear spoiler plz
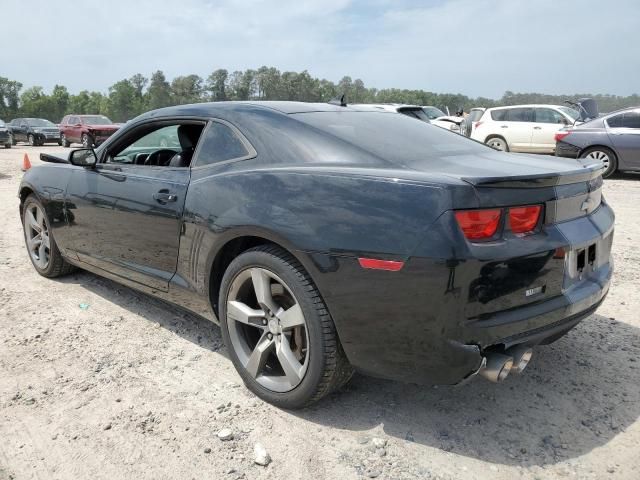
[462,162,603,188]
[40,153,69,164]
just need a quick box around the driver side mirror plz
[69,148,97,168]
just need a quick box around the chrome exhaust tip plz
[478,353,514,383]
[507,345,533,374]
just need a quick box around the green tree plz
[146,70,172,110]
[0,77,22,119]
[107,79,138,122]
[170,75,204,105]
[206,69,228,101]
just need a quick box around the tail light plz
[474,121,483,129]
[509,205,542,234]
[554,131,570,142]
[454,209,502,240]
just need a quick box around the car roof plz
[488,104,567,110]
[136,101,407,121]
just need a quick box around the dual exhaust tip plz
[478,345,533,383]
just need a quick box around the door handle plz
[500,125,508,128]
[153,191,178,203]
[533,126,542,130]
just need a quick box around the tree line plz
[1,67,638,123]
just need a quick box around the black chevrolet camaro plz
[19,101,614,408]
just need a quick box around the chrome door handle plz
[501,125,508,128]
[533,126,542,130]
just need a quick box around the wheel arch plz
[207,233,313,317]
[484,133,508,145]
[578,144,618,159]
[18,185,37,218]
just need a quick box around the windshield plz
[422,106,446,119]
[469,109,485,122]
[26,118,56,127]
[293,111,488,168]
[558,106,580,121]
[82,115,112,125]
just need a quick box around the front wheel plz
[81,133,93,148]
[9,133,16,145]
[485,136,509,151]
[580,146,617,178]
[61,134,70,147]
[219,245,352,409]
[3,143,10,149]
[22,195,75,278]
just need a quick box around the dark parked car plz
[59,114,120,148]
[556,107,640,177]
[8,118,61,146]
[19,101,613,409]
[0,119,11,148]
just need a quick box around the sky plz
[3,0,639,99]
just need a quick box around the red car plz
[59,114,120,148]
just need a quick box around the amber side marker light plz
[358,258,404,271]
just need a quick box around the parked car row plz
[2,115,120,147]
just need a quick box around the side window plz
[535,108,565,124]
[622,111,640,129]
[607,114,624,128]
[491,109,507,121]
[193,122,252,167]
[69,116,78,125]
[505,108,533,122]
[105,123,203,168]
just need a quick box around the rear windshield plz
[397,107,431,122]
[468,109,484,122]
[82,115,112,125]
[422,106,446,120]
[292,111,488,167]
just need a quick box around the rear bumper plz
[300,202,614,386]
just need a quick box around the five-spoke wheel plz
[220,245,352,408]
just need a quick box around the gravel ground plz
[1,145,639,480]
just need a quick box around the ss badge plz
[525,286,544,297]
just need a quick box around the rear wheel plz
[219,245,352,409]
[28,134,36,146]
[580,146,617,178]
[22,195,75,278]
[3,143,10,149]
[485,136,509,152]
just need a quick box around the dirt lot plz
[1,145,639,480]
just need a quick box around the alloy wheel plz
[226,267,309,393]
[585,150,610,171]
[24,204,50,269]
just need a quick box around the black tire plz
[580,146,618,178]
[9,133,16,145]
[22,195,76,278]
[81,133,93,148]
[61,134,71,148]
[3,143,10,149]
[28,134,36,146]
[485,135,509,152]
[219,245,353,409]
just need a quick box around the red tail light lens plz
[454,209,502,240]
[509,205,542,234]
[554,131,570,142]
[474,121,483,129]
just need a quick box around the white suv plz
[470,104,580,153]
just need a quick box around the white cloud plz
[2,0,638,98]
